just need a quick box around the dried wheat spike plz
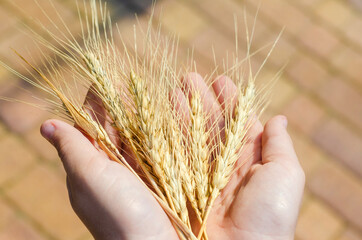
[129,70,189,224]
[212,81,255,190]
[197,79,256,239]
[166,103,198,224]
[189,91,210,217]
[82,51,133,138]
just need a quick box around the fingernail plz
[41,122,55,143]
[282,116,288,128]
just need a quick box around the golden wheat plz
[0,0,281,239]
[188,91,210,218]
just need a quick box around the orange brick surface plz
[0,0,361,239]
[283,94,326,135]
[313,119,362,176]
[296,199,344,240]
[5,165,88,240]
[0,135,36,186]
[308,160,362,231]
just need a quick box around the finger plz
[181,72,223,122]
[212,75,238,112]
[239,118,263,165]
[83,87,107,125]
[181,72,224,143]
[83,87,121,148]
[262,115,299,165]
[169,87,190,125]
[83,88,138,171]
[219,119,263,201]
[41,119,105,176]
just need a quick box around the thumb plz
[40,119,104,176]
[262,115,299,166]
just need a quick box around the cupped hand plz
[40,90,179,240]
[41,73,305,240]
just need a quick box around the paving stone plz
[192,0,255,41]
[192,27,237,67]
[339,228,362,240]
[318,77,362,130]
[264,37,297,68]
[313,119,362,176]
[316,0,353,28]
[5,0,79,36]
[78,231,94,240]
[287,53,328,90]
[0,66,21,88]
[0,29,49,73]
[0,67,8,85]
[288,128,326,179]
[0,218,46,240]
[345,16,362,49]
[156,0,207,41]
[113,15,151,56]
[0,87,49,134]
[299,189,312,211]
[0,197,45,240]
[296,199,344,240]
[349,0,362,12]
[0,6,18,36]
[308,160,362,231]
[24,120,58,162]
[255,0,311,36]
[0,134,36,185]
[294,0,324,8]
[283,94,325,135]
[0,198,13,230]
[0,122,5,138]
[259,108,275,125]
[268,76,297,111]
[331,46,362,86]
[5,164,89,240]
[299,23,339,58]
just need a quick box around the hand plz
[40,91,179,240]
[40,73,305,240]
[181,74,305,240]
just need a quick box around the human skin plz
[41,73,305,240]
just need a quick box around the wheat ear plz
[166,102,197,226]
[82,51,172,203]
[14,51,197,240]
[189,91,210,219]
[197,80,256,239]
[129,70,189,224]
[82,52,132,136]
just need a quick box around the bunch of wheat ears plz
[1,1,281,239]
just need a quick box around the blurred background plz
[0,0,361,239]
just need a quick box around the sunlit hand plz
[182,74,305,240]
[41,73,304,240]
[40,90,179,240]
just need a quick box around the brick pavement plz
[0,0,361,239]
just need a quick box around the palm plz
[44,73,304,240]
[206,159,304,240]
[198,113,305,240]
[65,138,179,239]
